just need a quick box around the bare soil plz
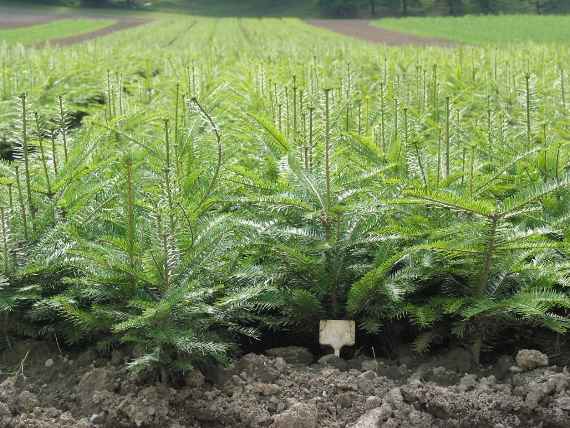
[38,18,147,47]
[308,19,454,47]
[1,341,569,427]
[0,8,147,47]
[0,15,62,29]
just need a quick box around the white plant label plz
[319,320,356,357]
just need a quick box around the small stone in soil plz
[365,395,382,410]
[318,354,348,371]
[361,359,380,372]
[516,349,549,371]
[266,347,314,365]
[89,413,105,425]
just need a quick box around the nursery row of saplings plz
[1,20,570,374]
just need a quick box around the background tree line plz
[320,0,570,17]
[1,0,137,8]
[8,0,570,15]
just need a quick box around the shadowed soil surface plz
[1,341,569,427]
[309,19,454,46]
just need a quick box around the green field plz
[1,8,570,376]
[154,0,321,16]
[374,14,570,44]
[0,18,115,44]
[0,0,322,17]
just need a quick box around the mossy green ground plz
[0,18,115,44]
[373,15,570,44]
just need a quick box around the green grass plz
[0,18,115,44]
[373,15,570,44]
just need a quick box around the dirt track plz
[0,8,147,47]
[0,15,61,29]
[309,19,454,46]
[39,18,147,47]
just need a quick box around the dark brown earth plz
[1,341,569,427]
[308,19,454,47]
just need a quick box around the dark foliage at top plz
[320,0,570,18]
